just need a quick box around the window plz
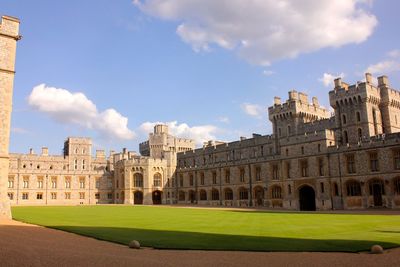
[79,178,85,189]
[8,178,14,189]
[287,125,291,136]
[260,146,264,157]
[51,192,57,199]
[79,192,85,199]
[285,162,291,178]
[107,193,112,199]
[108,179,112,188]
[356,112,361,122]
[23,178,29,189]
[154,173,162,187]
[301,146,304,154]
[200,173,205,185]
[22,193,28,200]
[333,183,339,196]
[65,177,71,188]
[255,167,261,181]
[346,154,356,174]
[346,181,361,196]
[95,193,100,200]
[212,172,217,184]
[239,188,248,200]
[271,186,282,199]
[211,189,219,201]
[65,192,71,199]
[394,150,400,170]
[95,179,100,189]
[240,169,245,182]
[179,174,184,187]
[272,165,279,180]
[394,177,400,195]
[189,174,194,186]
[288,184,292,194]
[320,182,325,193]
[370,152,379,172]
[358,128,362,140]
[225,170,230,184]
[300,160,308,177]
[199,190,207,200]
[82,160,86,170]
[134,173,143,187]
[342,114,347,125]
[51,177,57,189]
[37,178,44,189]
[224,188,233,200]
[318,144,321,152]
[343,130,349,144]
[8,193,14,200]
[318,158,324,176]
[36,193,43,200]
[178,191,185,201]
[74,159,78,170]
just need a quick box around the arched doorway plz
[189,190,196,203]
[369,179,384,207]
[254,186,264,206]
[134,191,143,205]
[152,190,162,205]
[299,185,316,211]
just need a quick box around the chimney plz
[41,147,48,156]
[274,97,281,105]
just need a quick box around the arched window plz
[239,187,248,200]
[356,112,361,122]
[358,128,362,140]
[394,177,400,195]
[178,191,185,201]
[211,189,219,200]
[224,188,233,200]
[134,173,143,187]
[346,180,361,196]
[153,173,162,187]
[271,186,282,199]
[343,131,349,144]
[199,190,207,200]
[342,114,347,125]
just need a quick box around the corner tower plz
[0,15,20,218]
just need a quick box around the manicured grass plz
[12,206,400,252]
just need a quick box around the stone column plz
[0,15,20,219]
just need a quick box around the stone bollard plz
[129,240,141,249]
[370,245,383,254]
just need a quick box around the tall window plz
[225,170,230,184]
[300,160,308,177]
[212,172,217,184]
[189,174,194,186]
[8,178,14,189]
[224,188,233,200]
[74,159,78,170]
[333,183,339,196]
[51,192,57,199]
[370,152,379,172]
[82,160,86,170]
[342,114,347,125]
[346,181,361,196]
[240,169,245,182]
[37,178,44,189]
[320,182,325,193]
[22,193,28,200]
[288,184,292,194]
[346,154,356,174]
[285,161,291,178]
[65,192,71,199]
[79,192,85,199]
[393,150,400,170]
[200,173,205,185]
[318,158,324,176]
[154,173,162,187]
[358,128,362,140]
[356,112,361,122]
[65,177,71,189]
[394,177,400,195]
[272,165,279,180]
[271,186,282,199]
[95,178,100,189]
[343,131,349,144]
[255,167,261,181]
[211,189,219,201]
[134,173,144,187]
[239,188,248,200]
[199,190,207,200]
[36,193,43,200]
[23,178,29,189]
[8,193,13,200]
[79,177,85,189]
[51,177,57,189]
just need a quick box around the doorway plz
[299,185,316,211]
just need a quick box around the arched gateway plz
[134,191,143,205]
[152,190,162,205]
[299,185,316,211]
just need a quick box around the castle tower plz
[378,75,400,134]
[0,15,20,218]
[329,73,388,145]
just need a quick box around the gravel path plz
[1,219,399,267]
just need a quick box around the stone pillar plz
[0,15,20,219]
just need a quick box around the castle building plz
[0,15,20,218]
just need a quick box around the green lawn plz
[11,206,400,252]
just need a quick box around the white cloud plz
[11,127,30,134]
[365,50,400,75]
[134,0,377,65]
[319,73,345,87]
[140,121,219,146]
[218,116,230,124]
[262,70,275,76]
[28,84,135,140]
[241,103,264,118]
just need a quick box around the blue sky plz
[3,0,400,155]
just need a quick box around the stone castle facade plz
[0,15,20,218]
[3,15,400,211]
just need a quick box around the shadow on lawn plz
[48,225,399,252]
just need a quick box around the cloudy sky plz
[3,0,400,155]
